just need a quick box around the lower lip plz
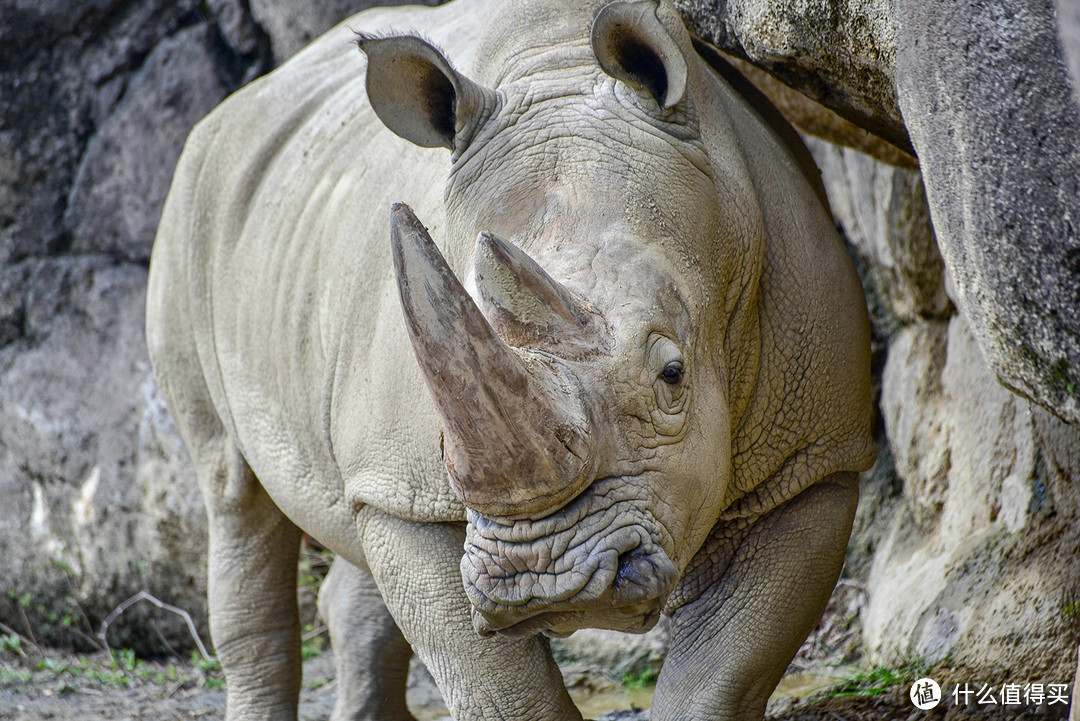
[484,604,660,639]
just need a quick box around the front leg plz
[356,507,583,721]
[652,472,859,721]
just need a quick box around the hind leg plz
[149,358,303,719]
[199,437,303,721]
[318,557,416,721]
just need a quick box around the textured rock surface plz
[0,256,202,650]
[250,0,443,63]
[864,314,1080,680]
[551,621,670,681]
[723,54,916,168]
[0,0,437,652]
[65,24,232,263]
[674,0,911,156]
[805,131,1080,685]
[893,0,1080,429]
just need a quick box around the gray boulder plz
[250,0,443,63]
[893,0,1080,428]
[867,312,1080,681]
[673,0,911,156]
[0,256,203,651]
[65,24,232,263]
[0,0,228,653]
[804,134,1080,684]
[804,137,950,325]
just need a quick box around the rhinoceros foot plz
[461,476,678,638]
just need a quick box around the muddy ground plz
[1,646,1070,720]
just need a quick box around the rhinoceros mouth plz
[473,602,664,640]
[460,476,679,637]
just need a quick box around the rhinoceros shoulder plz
[693,38,877,520]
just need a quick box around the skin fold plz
[145,1,876,719]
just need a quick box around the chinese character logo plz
[911,677,942,710]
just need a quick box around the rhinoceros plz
[146,0,876,718]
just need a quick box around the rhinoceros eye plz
[661,361,683,385]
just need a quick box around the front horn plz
[389,203,594,519]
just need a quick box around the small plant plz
[38,657,69,675]
[7,590,32,609]
[191,649,225,689]
[0,633,23,656]
[191,650,222,674]
[191,652,226,689]
[110,647,139,672]
[84,665,129,687]
[620,669,658,690]
[826,656,933,698]
[298,543,334,593]
[0,668,32,684]
[301,632,326,661]
[25,650,169,689]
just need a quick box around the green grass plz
[301,633,326,661]
[0,668,32,684]
[620,669,658,690]
[30,650,154,688]
[0,633,23,656]
[825,656,933,698]
[0,647,226,692]
[191,650,222,674]
[298,545,334,596]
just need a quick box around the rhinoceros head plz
[360,0,762,637]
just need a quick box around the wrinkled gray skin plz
[146,0,875,719]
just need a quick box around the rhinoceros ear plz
[357,34,493,150]
[590,0,688,109]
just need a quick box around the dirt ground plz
[2,646,1071,721]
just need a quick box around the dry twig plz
[98,591,212,662]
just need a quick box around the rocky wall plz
[808,137,1080,683]
[676,0,1080,684]
[0,0,434,654]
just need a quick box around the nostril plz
[611,545,675,604]
[614,547,648,591]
